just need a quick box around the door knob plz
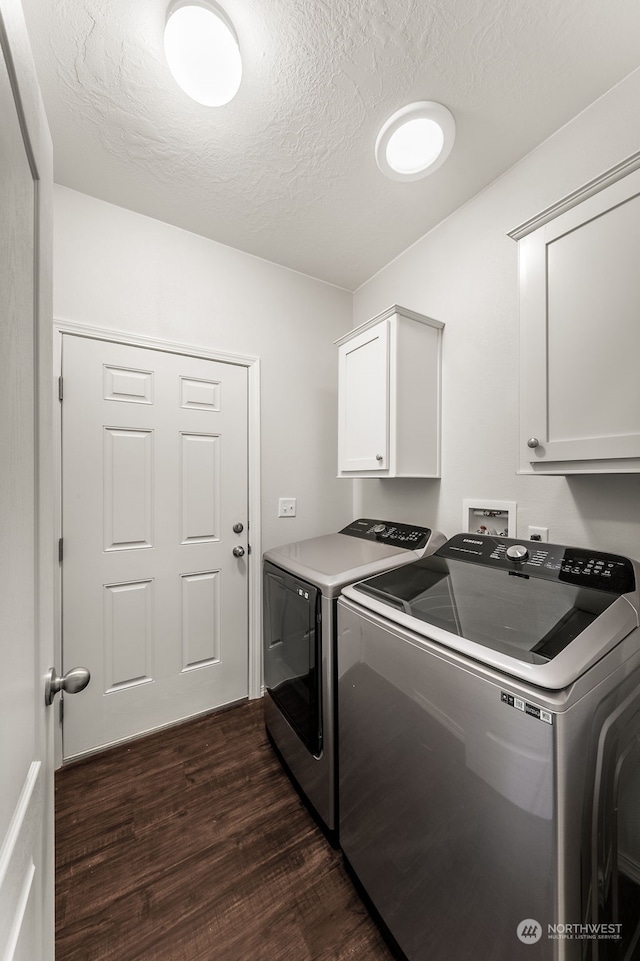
[232,522,244,534]
[232,545,245,558]
[527,437,540,449]
[45,666,90,706]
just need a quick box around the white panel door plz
[0,2,54,958]
[61,335,249,759]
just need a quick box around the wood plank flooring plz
[55,698,395,961]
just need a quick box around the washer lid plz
[343,533,640,688]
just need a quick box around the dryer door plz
[263,561,322,756]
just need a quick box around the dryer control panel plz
[438,533,635,595]
[340,518,432,550]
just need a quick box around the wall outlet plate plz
[528,526,549,542]
[278,497,296,517]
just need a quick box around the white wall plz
[55,67,640,560]
[53,185,354,552]
[353,68,640,558]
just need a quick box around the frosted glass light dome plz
[164,0,242,106]
[386,118,445,175]
[375,102,456,181]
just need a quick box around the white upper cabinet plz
[336,305,443,478]
[512,157,640,473]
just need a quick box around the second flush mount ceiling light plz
[164,0,242,106]
[375,101,456,181]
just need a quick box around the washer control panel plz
[438,533,635,594]
[340,518,432,550]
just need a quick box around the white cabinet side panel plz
[393,316,442,476]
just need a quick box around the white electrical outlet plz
[278,497,296,517]
[528,525,549,542]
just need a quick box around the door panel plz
[518,166,640,471]
[61,336,249,759]
[0,2,54,957]
[338,321,389,472]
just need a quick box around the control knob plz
[506,544,529,562]
[371,524,386,534]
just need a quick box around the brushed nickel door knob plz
[45,666,90,706]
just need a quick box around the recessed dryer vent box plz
[462,499,516,538]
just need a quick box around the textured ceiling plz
[20,0,640,289]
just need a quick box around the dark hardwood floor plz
[55,698,395,961]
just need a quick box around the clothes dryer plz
[263,518,446,840]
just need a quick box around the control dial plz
[506,544,529,562]
[371,523,386,534]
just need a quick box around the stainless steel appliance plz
[263,518,446,840]
[338,533,640,960]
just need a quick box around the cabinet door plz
[338,320,389,472]
[519,167,640,471]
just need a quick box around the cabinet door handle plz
[376,453,384,461]
[527,437,540,449]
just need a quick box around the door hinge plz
[58,537,63,563]
[58,376,63,402]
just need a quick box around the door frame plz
[53,320,262,769]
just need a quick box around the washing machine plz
[262,518,446,840]
[338,533,640,960]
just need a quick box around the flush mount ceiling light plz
[164,0,242,106]
[375,102,456,181]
